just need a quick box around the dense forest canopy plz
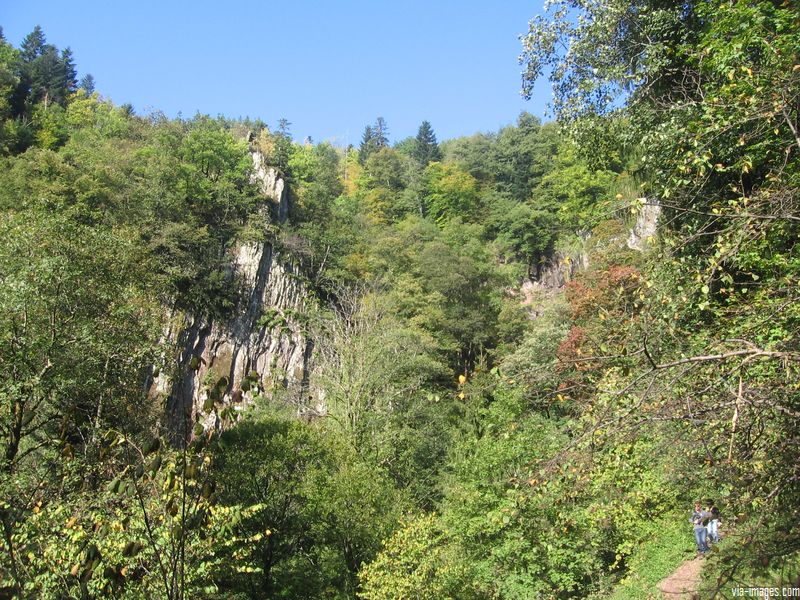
[0,2,798,597]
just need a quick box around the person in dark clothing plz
[706,499,721,543]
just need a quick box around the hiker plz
[690,501,711,554]
[706,499,721,543]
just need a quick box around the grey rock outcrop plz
[529,249,590,289]
[525,200,660,294]
[251,150,289,223]
[152,152,312,441]
[627,200,661,250]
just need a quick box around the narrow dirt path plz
[659,556,704,599]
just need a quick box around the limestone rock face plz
[525,200,660,295]
[529,250,590,289]
[153,150,311,441]
[627,201,661,251]
[250,151,289,223]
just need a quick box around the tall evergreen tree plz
[28,45,63,108]
[359,117,389,164]
[19,26,45,62]
[372,116,389,148]
[79,73,95,94]
[359,124,374,164]
[60,47,77,95]
[11,27,77,113]
[412,120,441,166]
[273,117,292,171]
[276,117,291,138]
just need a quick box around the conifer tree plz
[412,120,441,166]
[12,27,77,112]
[28,46,63,108]
[19,26,45,62]
[359,124,374,164]
[359,117,389,164]
[373,116,389,148]
[79,73,95,94]
[60,47,77,95]
[273,117,292,171]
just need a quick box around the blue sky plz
[1,1,551,144]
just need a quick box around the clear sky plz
[1,1,551,144]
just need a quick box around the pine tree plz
[359,118,390,164]
[273,118,292,171]
[276,118,291,138]
[413,120,441,166]
[19,26,45,62]
[373,117,389,149]
[359,124,374,164]
[14,27,76,111]
[60,47,77,95]
[79,73,95,94]
[30,46,64,108]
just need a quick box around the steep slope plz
[150,150,315,440]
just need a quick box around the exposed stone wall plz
[627,200,661,251]
[529,250,590,289]
[522,201,660,302]
[153,151,312,441]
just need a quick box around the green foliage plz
[0,427,223,600]
[137,115,257,317]
[412,120,442,167]
[532,142,616,234]
[423,162,480,224]
[0,26,83,154]
[12,9,799,597]
[313,287,453,501]
[520,0,697,122]
[486,195,558,268]
[363,147,405,193]
[0,208,158,475]
[363,215,506,372]
[212,410,405,599]
[607,516,695,600]
[700,543,800,599]
[358,117,389,165]
[358,514,473,600]
[520,0,800,590]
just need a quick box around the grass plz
[607,515,697,600]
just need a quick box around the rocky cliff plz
[523,201,660,299]
[530,248,590,289]
[627,200,661,251]
[151,151,313,441]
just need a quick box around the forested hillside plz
[1,0,798,597]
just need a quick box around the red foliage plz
[556,325,586,366]
[607,265,640,287]
[566,264,641,321]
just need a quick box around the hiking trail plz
[659,556,704,599]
